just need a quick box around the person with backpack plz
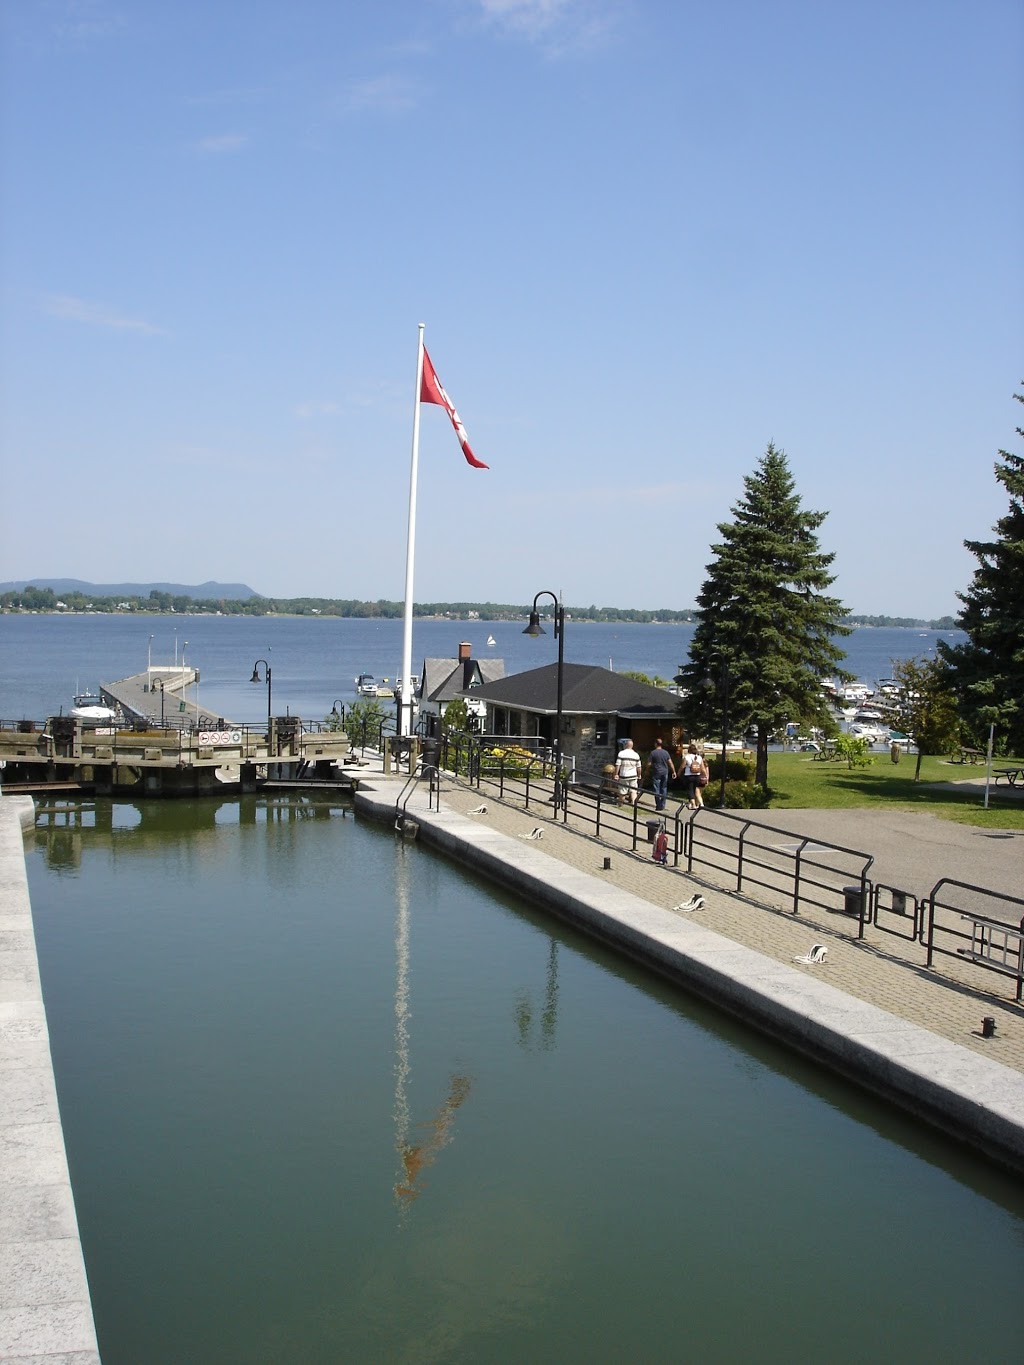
[681,744,707,809]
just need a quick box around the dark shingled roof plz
[466,663,680,718]
[421,656,505,703]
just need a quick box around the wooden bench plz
[951,746,983,764]
[994,767,1024,787]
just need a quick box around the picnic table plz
[951,745,983,764]
[811,742,838,761]
[993,767,1024,787]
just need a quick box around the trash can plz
[843,885,863,916]
[646,819,661,844]
[421,737,441,771]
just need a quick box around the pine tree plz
[678,443,850,791]
[939,388,1024,755]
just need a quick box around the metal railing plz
[871,884,923,942]
[395,752,442,830]
[433,735,880,933]
[684,808,875,937]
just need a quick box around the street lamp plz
[329,699,345,730]
[523,591,565,811]
[155,679,165,725]
[250,659,272,730]
[147,633,154,688]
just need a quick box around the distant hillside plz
[0,578,260,600]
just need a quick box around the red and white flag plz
[420,347,488,469]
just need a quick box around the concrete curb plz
[356,781,1024,1173]
[0,797,101,1365]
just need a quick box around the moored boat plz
[70,691,118,725]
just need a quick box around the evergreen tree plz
[939,388,1024,755]
[678,443,850,790]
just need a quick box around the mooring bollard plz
[982,1017,996,1038]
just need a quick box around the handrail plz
[685,807,874,937]
[394,745,443,828]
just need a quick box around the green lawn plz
[763,751,1024,830]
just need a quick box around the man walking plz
[646,737,676,812]
[614,738,643,805]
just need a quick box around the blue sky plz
[1,0,1021,617]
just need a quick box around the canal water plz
[25,794,1024,1364]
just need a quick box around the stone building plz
[466,663,683,779]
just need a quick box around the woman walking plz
[681,744,706,809]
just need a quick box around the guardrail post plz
[858,874,868,940]
[736,819,752,893]
[793,839,804,915]
[925,893,936,967]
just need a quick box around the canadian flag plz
[420,347,488,469]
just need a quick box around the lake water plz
[0,613,964,726]
[25,794,1024,1364]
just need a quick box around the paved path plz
[421,776,1024,1074]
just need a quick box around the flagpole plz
[398,324,426,739]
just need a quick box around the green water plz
[26,796,1024,1363]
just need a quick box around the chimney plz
[458,642,471,662]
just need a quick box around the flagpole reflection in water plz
[392,847,412,1208]
[392,845,471,1212]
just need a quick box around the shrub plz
[703,753,766,807]
[834,734,874,769]
[480,744,543,776]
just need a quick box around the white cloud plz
[295,401,342,421]
[50,0,125,43]
[474,0,620,53]
[195,132,249,155]
[340,73,421,114]
[44,294,165,335]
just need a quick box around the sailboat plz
[486,634,496,647]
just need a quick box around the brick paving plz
[428,775,1024,1074]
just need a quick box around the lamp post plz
[523,591,565,811]
[250,659,272,731]
[155,679,165,726]
[147,634,153,689]
[329,699,345,730]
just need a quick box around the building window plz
[508,710,522,737]
[493,708,507,736]
[594,716,609,746]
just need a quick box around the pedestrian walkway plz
[421,775,1024,1074]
